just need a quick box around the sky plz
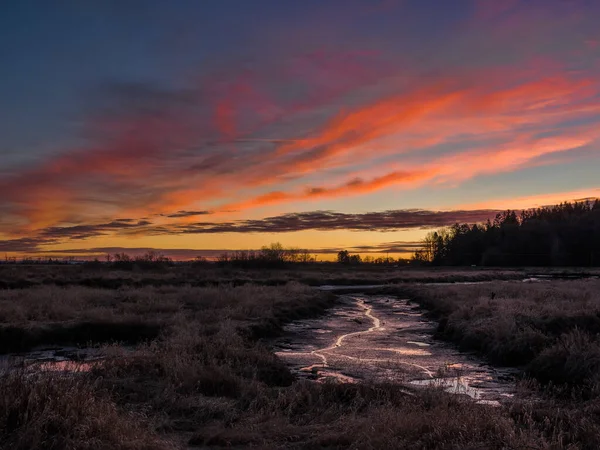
[1,0,600,260]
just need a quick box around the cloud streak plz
[4,209,503,252]
[173,209,502,234]
[1,0,600,246]
[2,59,598,236]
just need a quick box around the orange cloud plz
[1,48,599,239]
[456,188,600,211]
[221,169,435,211]
[256,69,596,190]
[213,125,597,215]
[274,84,463,168]
[432,132,598,184]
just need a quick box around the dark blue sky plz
[0,0,474,166]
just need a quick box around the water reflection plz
[34,360,98,372]
[0,346,103,374]
[274,294,517,404]
[409,377,515,406]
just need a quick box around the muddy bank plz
[274,294,519,405]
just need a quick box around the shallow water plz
[0,346,103,374]
[318,284,386,291]
[274,294,518,405]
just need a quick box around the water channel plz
[274,293,519,405]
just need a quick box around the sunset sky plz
[1,0,600,260]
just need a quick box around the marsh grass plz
[99,336,562,449]
[0,264,537,290]
[394,280,600,394]
[0,370,173,450]
[0,283,335,352]
[3,274,600,448]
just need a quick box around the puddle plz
[274,295,518,404]
[409,377,514,406]
[34,360,98,372]
[0,346,104,374]
[318,285,385,291]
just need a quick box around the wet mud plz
[274,294,518,405]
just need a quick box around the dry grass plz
[0,283,334,352]
[0,264,540,290]
[95,313,563,449]
[3,272,600,448]
[393,279,600,393]
[0,371,173,450]
[185,382,554,449]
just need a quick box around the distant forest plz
[414,200,600,266]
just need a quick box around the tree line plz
[413,200,600,266]
[216,243,315,268]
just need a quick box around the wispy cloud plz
[40,220,152,240]
[2,59,598,236]
[164,210,212,218]
[457,188,600,211]
[172,209,502,234]
[1,0,599,243]
[1,207,505,254]
[0,238,55,253]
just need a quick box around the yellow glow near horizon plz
[2,228,429,261]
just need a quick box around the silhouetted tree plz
[337,250,350,264]
[216,243,314,268]
[413,200,600,267]
[337,250,362,265]
[349,254,362,265]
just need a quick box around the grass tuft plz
[0,371,173,450]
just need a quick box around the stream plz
[274,293,518,405]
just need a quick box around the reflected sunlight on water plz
[274,294,518,404]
